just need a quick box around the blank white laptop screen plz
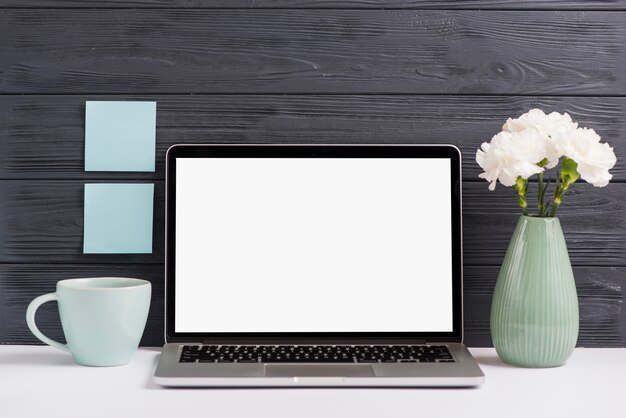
[175,158,453,333]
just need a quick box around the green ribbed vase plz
[490,216,579,368]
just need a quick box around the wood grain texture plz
[1,95,624,180]
[0,180,623,266]
[463,182,626,267]
[1,264,622,347]
[2,1,626,9]
[1,3,624,349]
[0,264,165,346]
[0,181,165,264]
[1,10,625,94]
[463,266,625,347]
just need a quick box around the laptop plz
[154,144,484,387]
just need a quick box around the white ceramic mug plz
[26,277,151,366]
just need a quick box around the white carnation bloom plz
[503,108,577,136]
[476,130,546,190]
[502,109,577,169]
[551,127,617,187]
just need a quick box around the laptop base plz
[154,343,484,387]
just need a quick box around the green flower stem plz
[515,176,529,216]
[550,176,573,217]
[550,189,563,217]
[546,173,560,217]
[537,171,546,216]
[536,158,550,217]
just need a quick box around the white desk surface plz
[1,346,623,418]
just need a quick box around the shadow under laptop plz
[471,352,515,368]
[146,352,164,389]
[150,385,482,391]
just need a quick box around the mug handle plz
[26,293,70,352]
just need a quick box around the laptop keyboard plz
[179,345,455,364]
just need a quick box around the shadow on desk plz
[0,349,76,366]
[145,352,163,390]
[472,352,516,369]
[0,346,162,368]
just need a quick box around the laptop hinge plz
[200,339,429,345]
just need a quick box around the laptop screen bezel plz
[165,144,463,344]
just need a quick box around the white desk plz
[1,346,623,418]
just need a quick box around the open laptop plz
[154,144,484,387]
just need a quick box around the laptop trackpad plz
[264,364,375,377]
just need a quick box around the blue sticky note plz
[83,184,154,254]
[85,101,156,172]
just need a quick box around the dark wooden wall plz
[1,1,624,347]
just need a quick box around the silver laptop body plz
[154,144,484,387]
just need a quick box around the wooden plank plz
[463,181,626,267]
[0,264,165,346]
[0,180,623,266]
[2,264,622,347]
[1,95,624,180]
[1,10,625,94]
[463,266,626,347]
[0,181,165,264]
[1,1,626,10]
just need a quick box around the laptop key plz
[179,345,455,363]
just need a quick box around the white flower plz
[503,108,577,136]
[477,108,617,215]
[502,109,578,169]
[476,129,546,190]
[551,127,617,187]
